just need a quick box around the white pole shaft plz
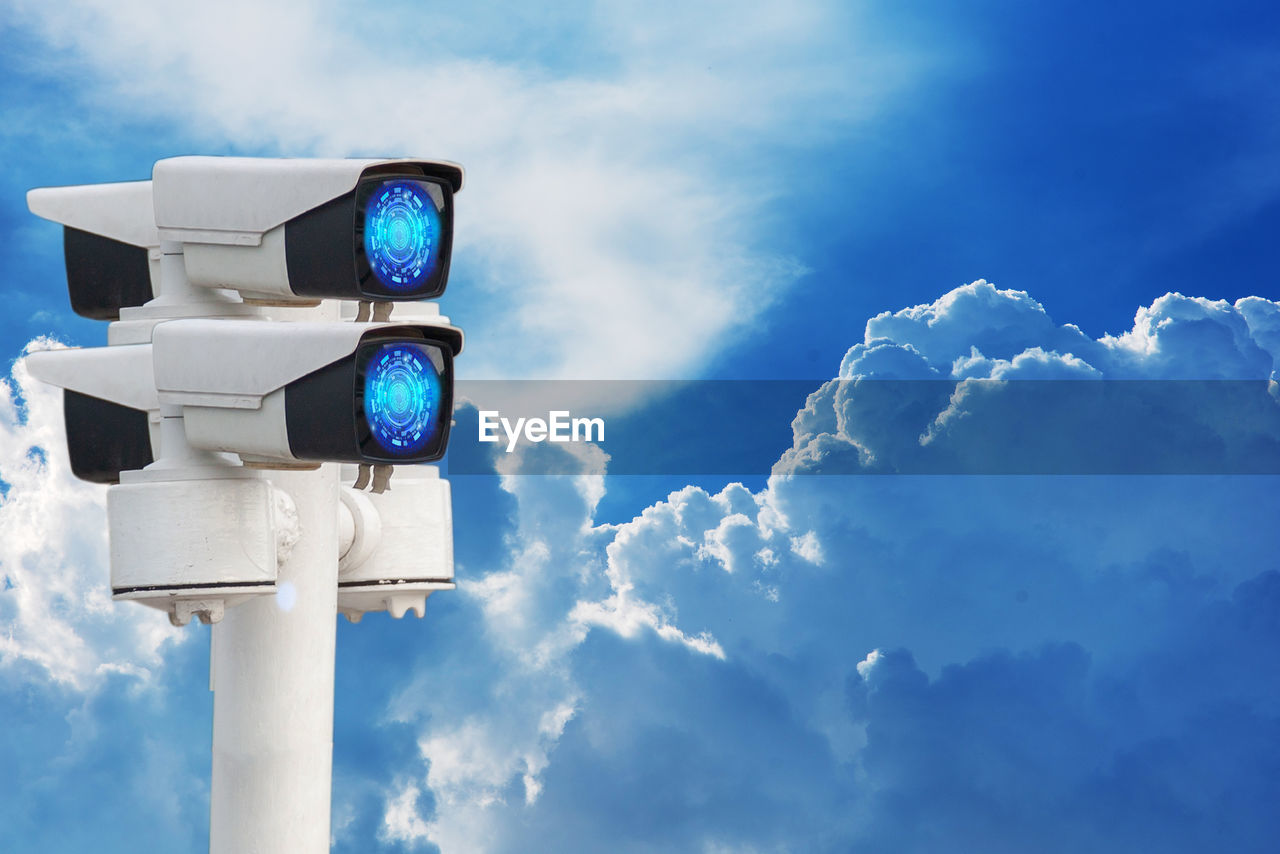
[210,464,339,854]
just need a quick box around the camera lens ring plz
[362,180,441,292]
[361,342,443,456]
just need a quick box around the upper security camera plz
[152,156,464,303]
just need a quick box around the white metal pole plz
[209,464,340,853]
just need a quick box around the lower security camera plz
[24,319,463,471]
[153,319,464,465]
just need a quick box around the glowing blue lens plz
[363,343,443,456]
[363,181,441,292]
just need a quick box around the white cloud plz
[1100,291,1275,379]
[379,441,604,849]
[781,281,1280,475]
[382,435,744,851]
[0,340,181,691]
[381,783,432,846]
[858,280,1280,381]
[570,589,726,659]
[855,648,882,678]
[859,280,1081,370]
[375,284,1280,852]
[789,530,823,565]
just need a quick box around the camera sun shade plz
[26,179,160,320]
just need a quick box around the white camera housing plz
[156,317,463,465]
[153,156,464,304]
[24,317,463,468]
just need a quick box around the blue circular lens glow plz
[363,343,443,456]
[363,181,440,292]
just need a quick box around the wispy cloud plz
[1,0,923,379]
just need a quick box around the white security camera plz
[25,318,463,467]
[153,156,464,303]
[158,318,463,464]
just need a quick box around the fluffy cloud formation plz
[0,341,179,691]
[371,285,1280,852]
[0,0,916,380]
[853,281,1278,379]
[781,281,1280,474]
[0,343,210,852]
[375,460,605,852]
[380,472,1279,852]
[845,588,1280,853]
[4,285,1277,852]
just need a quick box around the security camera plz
[155,318,463,465]
[26,179,159,320]
[152,156,464,303]
[25,318,463,467]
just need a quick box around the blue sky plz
[2,1,1280,852]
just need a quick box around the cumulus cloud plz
[0,341,180,691]
[846,572,1280,852]
[374,285,1280,852]
[780,281,1280,474]
[387,467,1280,852]
[378,437,778,852]
[854,281,1277,379]
[6,284,1277,853]
[379,442,615,852]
